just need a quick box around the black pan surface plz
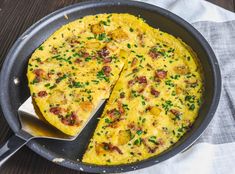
[0,0,221,173]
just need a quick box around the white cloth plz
[136,0,235,23]
[117,1,235,174]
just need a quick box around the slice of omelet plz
[27,14,129,136]
[82,14,203,165]
[27,13,203,164]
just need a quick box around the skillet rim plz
[0,0,221,173]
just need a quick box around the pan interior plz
[0,0,220,172]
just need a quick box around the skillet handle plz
[0,135,27,166]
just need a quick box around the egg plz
[27,13,203,165]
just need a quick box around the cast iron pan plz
[0,0,221,173]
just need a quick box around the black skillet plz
[0,0,221,173]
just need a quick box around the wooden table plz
[0,0,234,173]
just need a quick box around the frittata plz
[27,13,203,165]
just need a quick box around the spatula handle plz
[0,135,27,166]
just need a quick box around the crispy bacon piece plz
[117,101,125,115]
[170,109,181,116]
[120,92,125,98]
[127,122,141,131]
[38,91,47,97]
[102,142,123,155]
[61,112,80,126]
[128,79,135,87]
[103,57,112,63]
[150,87,160,97]
[138,33,145,46]
[155,70,167,79]
[142,139,157,153]
[49,107,61,115]
[142,138,164,153]
[98,47,109,58]
[82,52,90,58]
[107,109,120,119]
[138,87,145,93]
[33,69,47,82]
[50,47,58,54]
[148,47,160,59]
[137,76,147,84]
[67,37,80,47]
[57,72,62,76]
[145,106,153,112]
[102,66,112,76]
[75,58,82,64]
[132,68,138,73]
[131,58,138,67]
[34,69,45,77]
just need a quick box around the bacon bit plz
[33,69,45,77]
[47,72,53,78]
[155,70,167,79]
[127,123,135,130]
[154,77,161,83]
[150,87,160,97]
[102,142,123,155]
[75,58,82,64]
[120,92,125,98]
[67,37,80,47]
[128,79,135,87]
[57,72,62,76]
[102,66,112,76]
[158,138,164,146]
[117,101,125,115]
[33,69,47,82]
[127,122,141,131]
[98,47,109,58]
[50,47,58,54]
[137,31,145,47]
[105,118,124,128]
[82,52,89,58]
[131,58,138,67]
[142,139,158,153]
[38,91,47,97]
[103,57,112,63]
[170,109,181,116]
[138,87,145,93]
[145,106,153,112]
[137,76,147,84]
[184,119,193,128]
[132,68,138,73]
[112,146,123,154]
[148,48,160,59]
[61,112,80,126]
[107,109,120,119]
[50,107,61,115]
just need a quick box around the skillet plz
[0,0,221,173]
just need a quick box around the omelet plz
[27,14,203,164]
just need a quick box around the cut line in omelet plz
[27,13,203,165]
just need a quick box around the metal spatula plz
[0,97,105,166]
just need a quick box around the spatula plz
[0,97,105,166]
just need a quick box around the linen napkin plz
[116,0,235,174]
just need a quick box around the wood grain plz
[0,0,234,174]
[207,0,235,12]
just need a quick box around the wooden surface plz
[0,0,234,174]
